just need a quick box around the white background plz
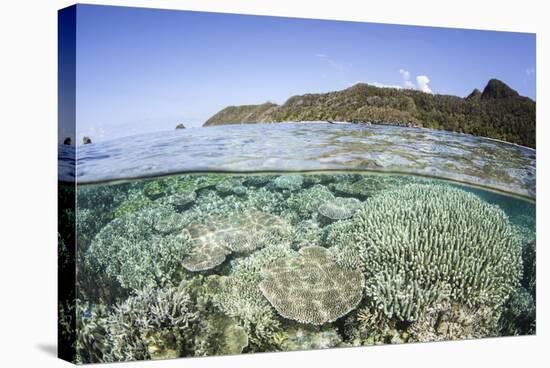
[0,0,547,366]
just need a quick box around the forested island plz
[204,79,536,148]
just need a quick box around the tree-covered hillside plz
[204,79,536,148]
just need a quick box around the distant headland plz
[204,79,536,148]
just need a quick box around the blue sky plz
[73,4,536,139]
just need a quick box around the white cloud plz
[315,53,328,58]
[416,75,432,93]
[368,69,433,94]
[526,67,535,77]
[399,69,415,89]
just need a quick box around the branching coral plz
[86,205,192,291]
[259,246,364,325]
[330,184,522,322]
[103,285,199,362]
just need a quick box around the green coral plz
[331,184,522,322]
[259,246,364,325]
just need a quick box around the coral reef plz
[292,220,324,249]
[72,172,535,362]
[193,313,249,356]
[277,324,343,351]
[271,175,304,192]
[286,184,334,219]
[259,246,364,325]
[329,174,424,199]
[155,191,197,211]
[408,300,499,342]
[182,211,292,271]
[86,205,191,291]
[331,184,522,321]
[206,244,295,349]
[498,287,536,335]
[215,177,248,196]
[318,197,361,222]
[344,305,404,345]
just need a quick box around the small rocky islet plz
[62,172,536,363]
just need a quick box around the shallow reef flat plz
[60,171,536,363]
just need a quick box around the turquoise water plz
[58,123,536,363]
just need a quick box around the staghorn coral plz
[182,211,291,272]
[102,285,199,362]
[318,197,361,222]
[331,184,522,322]
[259,246,364,325]
[86,205,192,291]
[286,184,334,219]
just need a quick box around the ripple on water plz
[59,122,535,198]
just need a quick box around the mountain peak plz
[481,79,519,99]
[466,88,482,100]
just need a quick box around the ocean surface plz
[59,122,536,198]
